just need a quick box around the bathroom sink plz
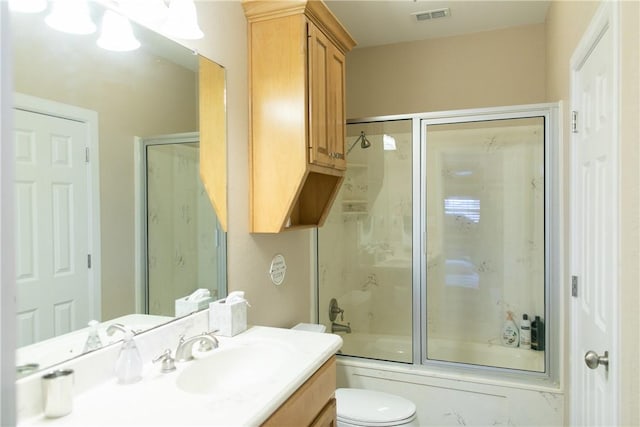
[176,340,291,395]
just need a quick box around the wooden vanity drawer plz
[262,356,336,427]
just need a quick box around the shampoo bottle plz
[531,315,545,351]
[115,331,143,384]
[520,314,531,349]
[502,311,519,347]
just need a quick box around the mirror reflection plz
[11,3,227,374]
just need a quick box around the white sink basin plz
[176,340,292,395]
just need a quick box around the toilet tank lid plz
[336,388,417,425]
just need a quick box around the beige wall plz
[619,2,640,422]
[546,1,640,424]
[180,2,314,328]
[346,23,546,118]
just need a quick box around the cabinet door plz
[308,23,346,171]
[310,398,337,427]
[327,43,346,170]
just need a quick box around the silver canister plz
[41,369,74,418]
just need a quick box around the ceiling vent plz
[412,8,451,22]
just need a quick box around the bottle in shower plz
[531,315,545,351]
[502,311,519,347]
[520,314,531,349]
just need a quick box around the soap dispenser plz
[82,320,103,353]
[115,331,143,384]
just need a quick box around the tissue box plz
[175,296,214,317]
[209,299,247,337]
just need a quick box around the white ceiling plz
[324,1,551,49]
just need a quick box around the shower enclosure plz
[138,133,226,316]
[318,120,414,363]
[317,104,559,377]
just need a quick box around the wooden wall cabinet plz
[262,356,337,427]
[199,56,228,231]
[243,0,356,233]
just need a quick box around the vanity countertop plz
[20,326,342,426]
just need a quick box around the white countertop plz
[20,326,342,426]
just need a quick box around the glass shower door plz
[317,119,413,363]
[144,138,224,316]
[424,117,546,372]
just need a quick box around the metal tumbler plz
[42,369,74,418]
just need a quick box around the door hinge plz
[571,275,578,297]
[571,111,578,133]
[88,254,92,269]
[85,147,90,163]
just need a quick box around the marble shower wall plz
[146,143,219,316]
[318,120,414,354]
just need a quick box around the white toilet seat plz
[336,388,417,427]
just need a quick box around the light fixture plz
[163,0,204,40]
[383,134,397,151]
[45,0,96,35]
[97,10,140,52]
[8,0,47,13]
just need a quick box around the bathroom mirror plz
[11,3,227,374]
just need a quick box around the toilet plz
[336,388,418,427]
[292,324,419,427]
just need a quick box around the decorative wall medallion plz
[269,254,287,286]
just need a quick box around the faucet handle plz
[199,332,219,352]
[153,349,176,373]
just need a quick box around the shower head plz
[346,131,372,155]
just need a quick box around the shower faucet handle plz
[329,298,345,322]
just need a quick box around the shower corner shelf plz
[342,199,368,215]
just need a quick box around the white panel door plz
[14,108,90,347]
[570,3,619,425]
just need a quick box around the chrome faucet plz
[175,332,219,362]
[331,322,351,334]
[152,349,176,373]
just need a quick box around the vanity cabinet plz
[242,0,356,233]
[262,356,337,427]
